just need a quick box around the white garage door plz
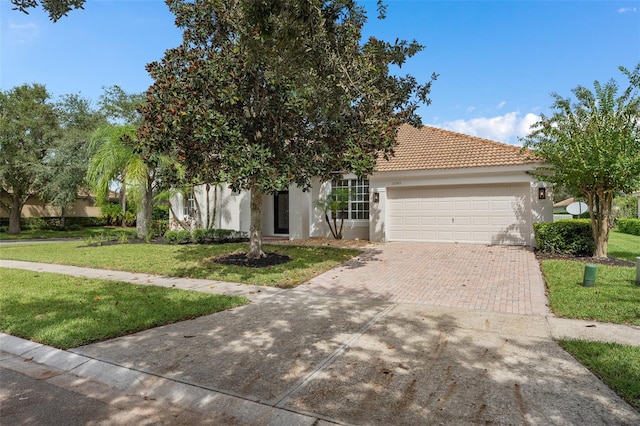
[387,184,531,245]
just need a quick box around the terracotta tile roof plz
[376,124,541,172]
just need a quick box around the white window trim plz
[331,177,370,221]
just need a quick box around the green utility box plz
[583,263,597,287]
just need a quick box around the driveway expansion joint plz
[273,303,397,409]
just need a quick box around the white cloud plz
[6,22,39,45]
[617,7,637,13]
[434,111,541,145]
[466,106,476,113]
[497,101,506,109]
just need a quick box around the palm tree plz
[87,124,154,238]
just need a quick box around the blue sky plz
[2,0,638,144]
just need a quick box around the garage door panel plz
[437,200,454,211]
[386,185,531,245]
[455,200,471,210]
[405,216,419,226]
[455,216,471,225]
[473,216,490,226]
[420,216,436,226]
[420,202,435,211]
[437,216,453,225]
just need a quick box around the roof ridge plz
[376,124,542,172]
[418,125,526,154]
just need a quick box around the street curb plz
[0,333,333,425]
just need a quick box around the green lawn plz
[0,268,248,349]
[608,230,640,262]
[560,340,640,412]
[0,241,360,288]
[0,227,137,241]
[541,260,639,325]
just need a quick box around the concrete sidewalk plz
[1,260,639,425]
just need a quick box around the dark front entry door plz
[274,191,289,234]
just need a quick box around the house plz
[553,198,574,214]
[0,189,102,219]
[634,191,640,218]
[172,124,553,246]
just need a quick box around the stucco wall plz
[0,194,101,218]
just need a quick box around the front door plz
[274,191,289,234]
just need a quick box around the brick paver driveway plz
[299,242,549,316]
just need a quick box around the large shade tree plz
[522,64,640,258]
[43,93,104,227]
[139,0,436,258]
[0,84,59,234]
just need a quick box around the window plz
[182,194,196,217]
[332,178,369,220]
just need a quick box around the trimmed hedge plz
[163,228,248,245]
[617,218,640,236]
[164,230,192,244]
[0,216,108,230]
[534,220,595,256]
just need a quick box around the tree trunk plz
[205,184,211,229]
[60,206,66,229]
[247,188,265,259]
[8,192,22,235]
[211,184,219,229]
[588,190,613,258]
[120,180,127,227]
[136,179,154,239]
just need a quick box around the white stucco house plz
[171,124,553,247]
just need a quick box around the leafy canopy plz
[11,0,86,22]
[522,63,640,257]
[138,0,436,194]
[522,64,640,197]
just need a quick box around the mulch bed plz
[535,251,635,267]
[212,252,292,268]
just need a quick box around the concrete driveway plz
[301,242,549,316]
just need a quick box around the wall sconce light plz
[538,187,546,200]
[373,192,380,203]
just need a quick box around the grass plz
[541,260,639,325]
[0,268,248,349]
[608,230,640,262]
[0,241,360,288]
[0,227,138,241]
[560,340,640,412]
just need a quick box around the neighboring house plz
[0,189,102,219]
[552,197,575,221]
[553,198,574,214]
[634,191,640,218]
[172,124,553,246]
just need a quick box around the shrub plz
[23,218,47,231]
[163,228,248,244]
[617,218,640,236]
[151,220,169,237]
[205,228,248,243]
[152,205,169,220]
[117,231,129,244]
[164,230,191,244]
[191,228,207,244]
[163,230,177,243]
[534,220,595,256]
